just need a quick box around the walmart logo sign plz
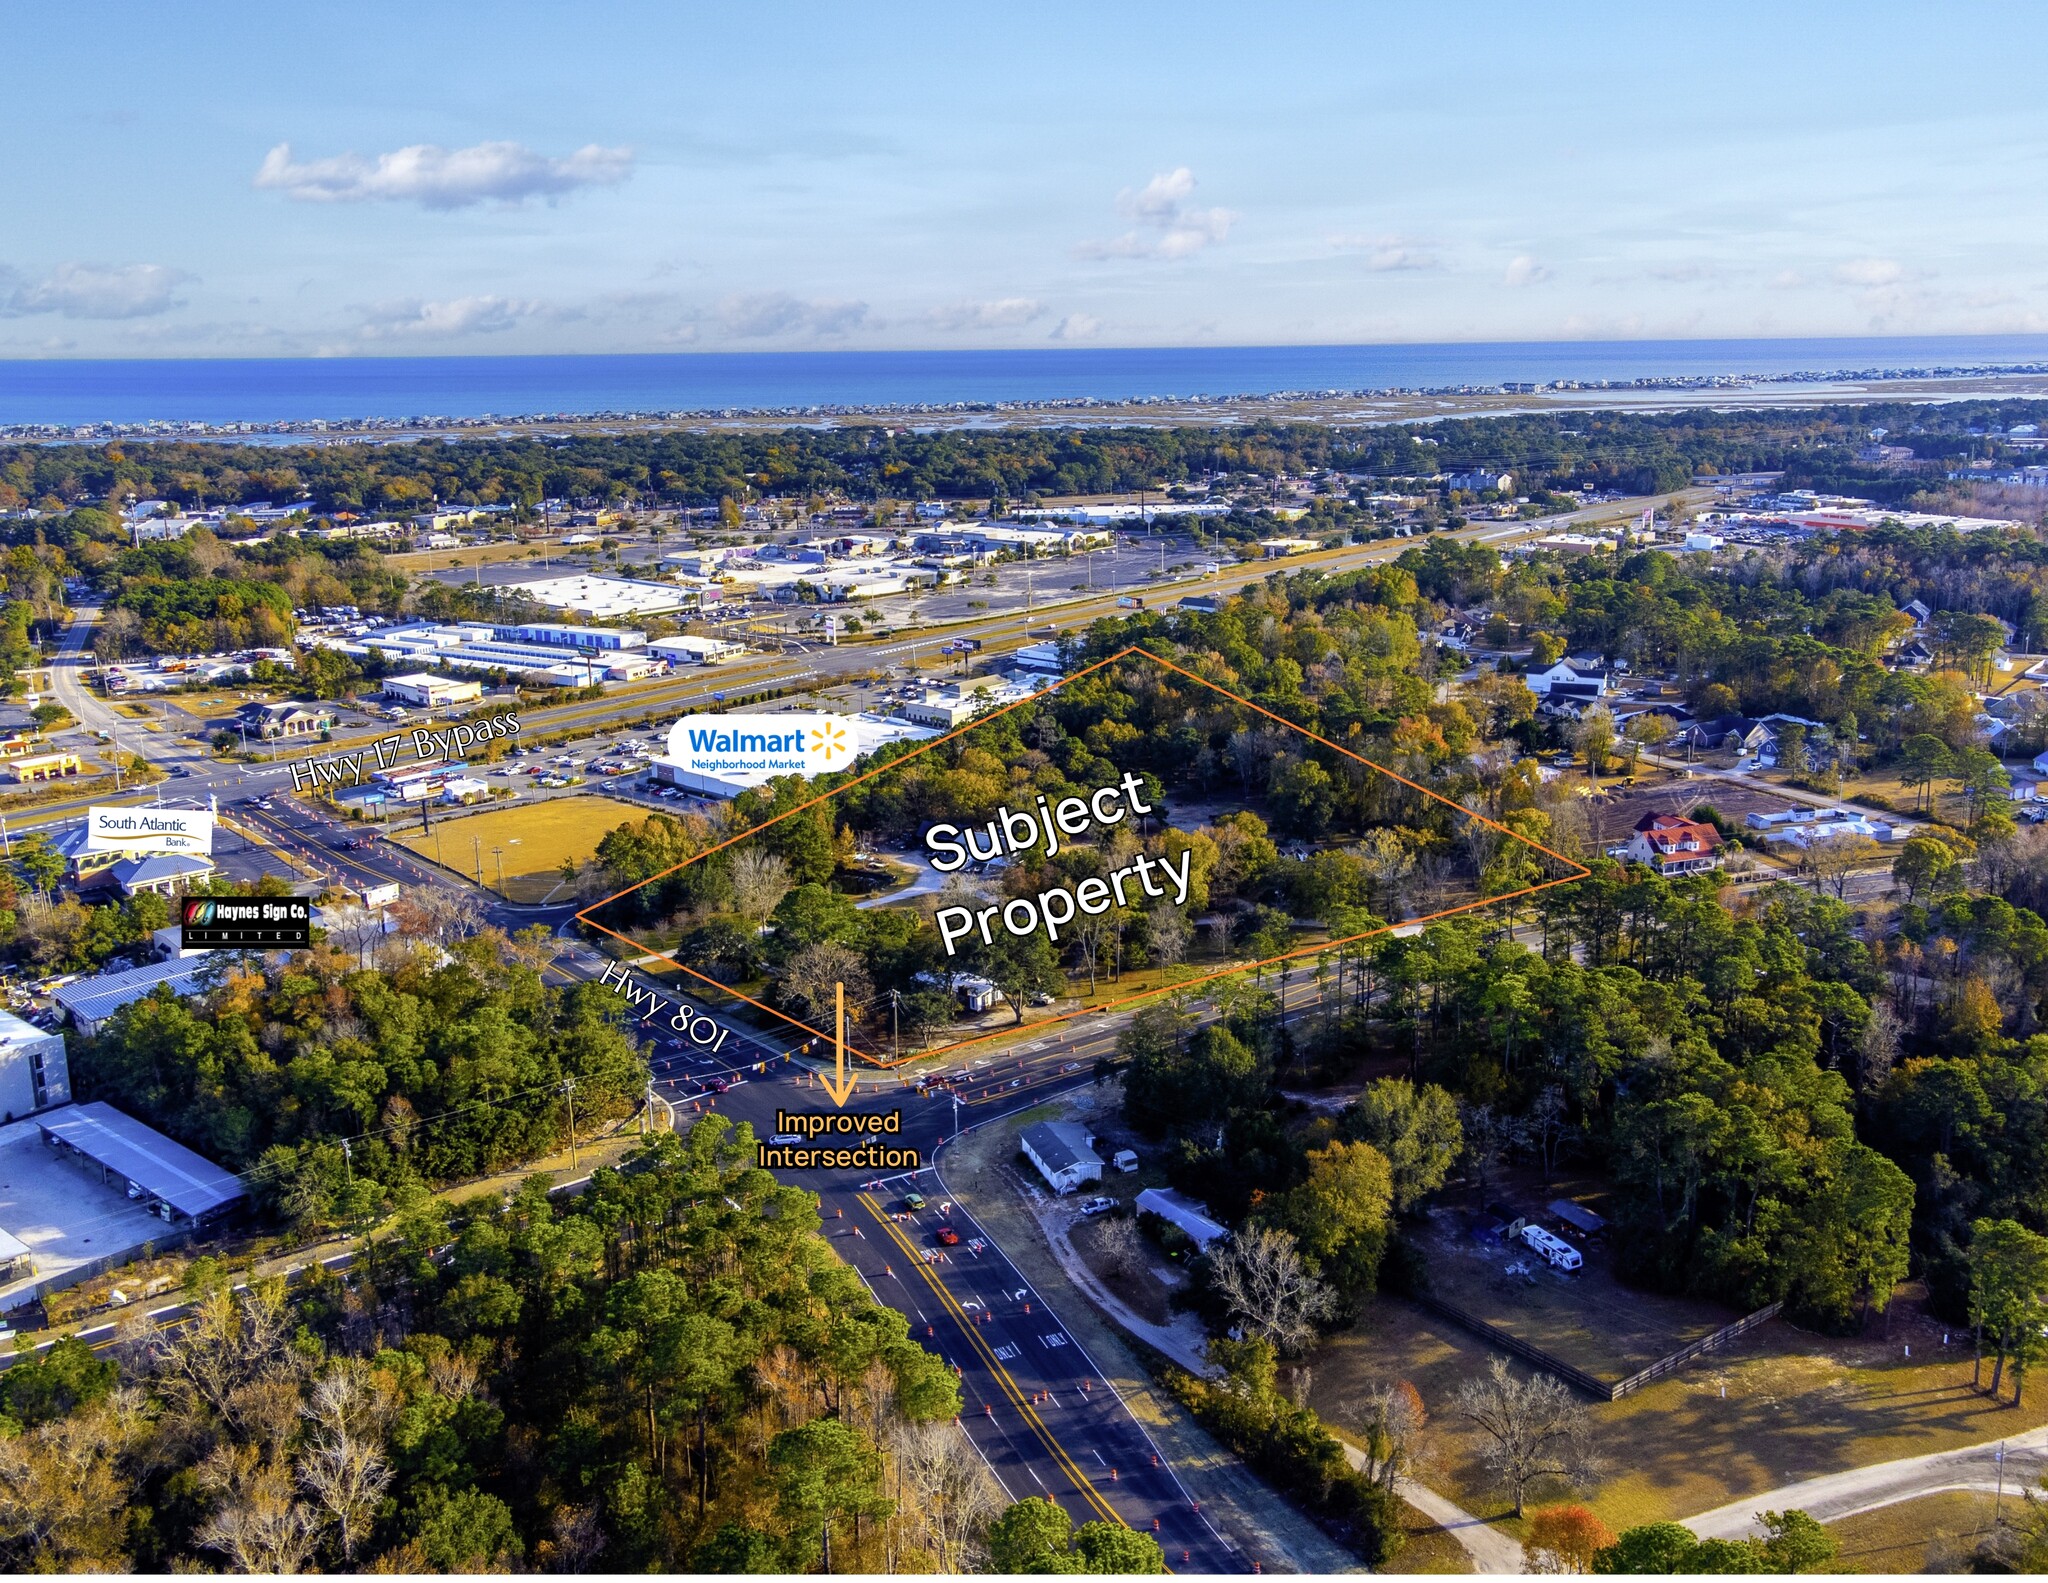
[664,712,861,779]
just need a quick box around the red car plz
[935,1226,961,1246]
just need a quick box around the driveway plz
[1684,1424,2048,1539]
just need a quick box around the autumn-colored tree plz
[1523,1504,1617,1573]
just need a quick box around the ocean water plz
[4,336,2048,429]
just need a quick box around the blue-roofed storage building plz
[52,955,218,1036]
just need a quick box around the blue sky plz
[4,2,2044,357]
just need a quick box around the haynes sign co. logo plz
[664,713,858,779]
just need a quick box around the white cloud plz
[1769,269,1807,290]
[1076,166,1234,261]
[925,297,1046,331]
[1503,255,1551,287]
[1833,257,1904,287]
[254,140,633,208]
[4,261,188,319]
[1049,313,1103,341]
[1327,234,1440,271]
[717,292,868,338]
[354,295,551,339]
[1645,263,1728,283]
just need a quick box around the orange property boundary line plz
[574,644,1590,1068]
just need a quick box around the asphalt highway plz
[661,1052,1245,1572]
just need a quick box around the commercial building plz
[910,524,1111,556]
[0,1226,30,1285]
[898,677,1029,730]
[1257,538,1321,557]
[1745,806,1903,848]
[4,751,81,784]
[235,701,336,739]
[500,573,690,619]
[383,673,486,709]
[53,956,220,1036]
[38,1102,247,1229]
[647,634,749,665]
[1007,642,1067,676]
[0,1010,70,1122]
[108,853,217,898]
[363,623,657,685]
[1020,1122,1103,1194]
[48,820,125,888]
[490,622,647,652]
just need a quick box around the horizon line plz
[9,329,2048,367]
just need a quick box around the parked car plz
[1079,1196,1116,1217]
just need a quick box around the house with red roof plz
[1624,812,1724,876]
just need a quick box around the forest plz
[6,398,2048,521]
[0,1117,1162,1574]
[71,917,646,1237]
[583,554,2048,1367]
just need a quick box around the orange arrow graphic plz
[819,981,857,1108]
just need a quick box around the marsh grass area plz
[1313,1286,2048,1535]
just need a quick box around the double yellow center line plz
[857,1193,1129,1530]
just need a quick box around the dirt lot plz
[1070,1212,1181,1326]
[390,792,648,901]
[1582,776,1813,847]
[1410,1173,1740,1380]
[1312,1284,2048,1536]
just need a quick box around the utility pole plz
[890,988,900,1060]
[472,834,483,884]
[564,1077,579,1171]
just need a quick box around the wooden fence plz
[1410,1291,1785,1402]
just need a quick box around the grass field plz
[1825,1490,2002,1573]
[385,542,557,573]
[389,793,648,901]
[1312,1288,2048,1538]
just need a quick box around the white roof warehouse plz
[39,1101,247,1227]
